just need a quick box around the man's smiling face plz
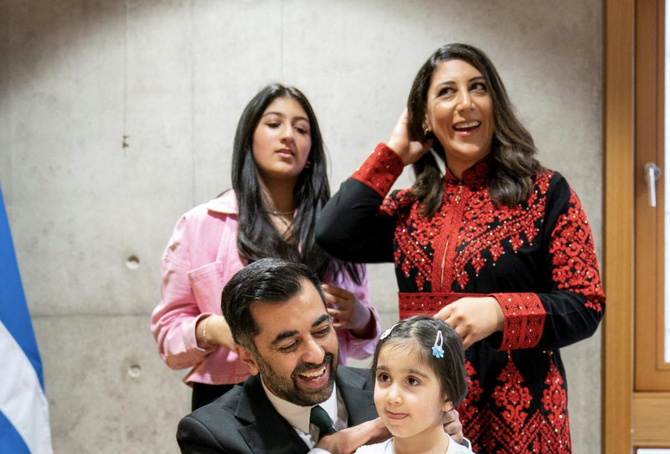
[238,278,340,406]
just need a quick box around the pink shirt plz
[151,190,380,385]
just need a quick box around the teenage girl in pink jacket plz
[151,84,381,410]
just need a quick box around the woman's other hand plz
[387,109,432,166]
[434,296,504,349]
[322,284,375,338]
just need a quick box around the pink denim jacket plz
[151,190,380,385]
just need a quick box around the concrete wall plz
[0,1,603,453]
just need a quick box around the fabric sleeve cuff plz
[183,313,216,352]
[351,143,405,197]
[492,293,546,351]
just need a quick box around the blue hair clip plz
[432,330,444,358]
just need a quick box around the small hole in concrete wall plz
[126,255,140,270]
[128,364,142,378]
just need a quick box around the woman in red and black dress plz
[316,43,605,454]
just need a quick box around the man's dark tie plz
[310,405,336,440]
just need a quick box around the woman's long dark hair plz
[231,83,362,284]
[407,43,541,217]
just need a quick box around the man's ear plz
[235,344,260,376]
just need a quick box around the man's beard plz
[257,350,339,406]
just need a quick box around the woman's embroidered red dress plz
[316,144,605,454]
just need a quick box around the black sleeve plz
[317,178,396,264]
[535,173,606,349]
[177,416,230,454]
[493,172,605,351]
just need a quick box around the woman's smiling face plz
[424,59,494,178]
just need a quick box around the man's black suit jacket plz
[177,367,378,454]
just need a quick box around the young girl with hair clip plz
[356,316,473,454]
[151,84,381,410]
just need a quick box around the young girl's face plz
[373,339,453,440]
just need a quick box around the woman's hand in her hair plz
[386,109,432,166]
[322,284,376,339]
[195,315,235,351]
[434,297,504,349]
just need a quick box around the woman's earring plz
[304,160,311,169]
[424,127,431,136]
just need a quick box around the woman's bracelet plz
[202,316,212,346]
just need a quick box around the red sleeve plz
[352,143,404,197]
[492,293,546,350]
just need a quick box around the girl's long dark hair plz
[407,43,542,217]
[231,83,362,284]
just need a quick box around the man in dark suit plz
[177,258,461,453]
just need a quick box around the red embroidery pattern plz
[351,143,404,197]
[379,169,555,294]
[432,183,467,291]
[397,209,444,291]
[492,360,532,428]
[380,189,452,291]
[398,292,480,319]
[549,190,605,312]
[542,358,570,445]
[495,293,546,350]
[450,175,548,290]
[461,356,572,454]
[458,360,485,435]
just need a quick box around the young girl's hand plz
[322,284,375,338]
[434,297,504,349]
[387,109,432,166]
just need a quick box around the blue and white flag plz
[0,185,53,454]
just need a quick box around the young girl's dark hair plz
[372,315,468,407]
[407,43,542,217]
[231,83,362,284]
